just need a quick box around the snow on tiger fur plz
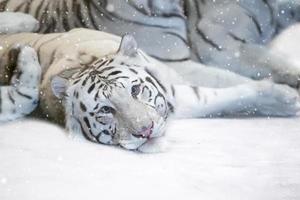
[0,13,300,152]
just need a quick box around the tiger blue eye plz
[99,106,114,114]
[131,85,140,97]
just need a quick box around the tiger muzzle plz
[132,121,154,139]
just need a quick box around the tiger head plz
[51,35,174,150]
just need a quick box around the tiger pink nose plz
[136,122,154,138]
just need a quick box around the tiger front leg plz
[0,46,41,121]
[173,80,300,118]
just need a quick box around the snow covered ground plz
[0,118,300,200]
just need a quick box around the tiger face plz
[51,35,173,150]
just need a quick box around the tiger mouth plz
[131,123,154,139]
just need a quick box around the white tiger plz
[0,12,299,152]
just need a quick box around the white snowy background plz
[1,24,300,200]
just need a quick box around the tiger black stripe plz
[77,2,89,28]
[167,102,174,113]
[110,76,130,81]
[101,130,110,135]
[76,118,96,142]
[62,0,71,31]
[93,103,100,111]
[8,91,15,104]
[94,90,99,101]
[14,2,27,12]
[171,86,175,97]
[84,0,98,29]
[55,6,62,31]
[38,1,51,32]
[73,79,81,85]
[50,16,58,33]
[144,76,167,105]
[97,120,106,125]
[15,70,23,81]
[80,102,87,112]
[16,90,32,99]
[164,31,189,45]
[197,28,222,51]
[262,0,274,25]
[129,68,138,74]
[228,33,247,44]
[142,85,152,97]
[24,2,30,13]
[105,59,115,66]
[73,91,79,99]
[246,13,263,35]
[89,112,95,117]
[74,2,86,28]
[82,76,89,86]
[34,1,44,19]
[87,83,96,93]
[83,116,91,129]
[82,0,96,29]
[150,55,190,62]
[191,86,200,100]
[145,69,167,92]
[107,70,122,76]
[92,59,106,68]
[96,130,111,144]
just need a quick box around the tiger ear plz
[118,34,138,57]
[51,76,69,99]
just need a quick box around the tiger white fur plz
[0,15,300,152]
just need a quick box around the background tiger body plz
[2,0,300,88]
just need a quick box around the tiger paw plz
[272,70,300,89]
[0,12,39,34]
[10,45,41,88]
[7,46,41,117]
[137,137,169,153]
[253,81,300,116]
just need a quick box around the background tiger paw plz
[0,46,42,121]
[10,45,41,88]
[0,12,39,34]
[252,81,300,117]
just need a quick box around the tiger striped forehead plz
[71,55,125,99]
[70,53,169,107]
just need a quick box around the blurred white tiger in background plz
[1,0,300,88]
[1,2,300,152]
